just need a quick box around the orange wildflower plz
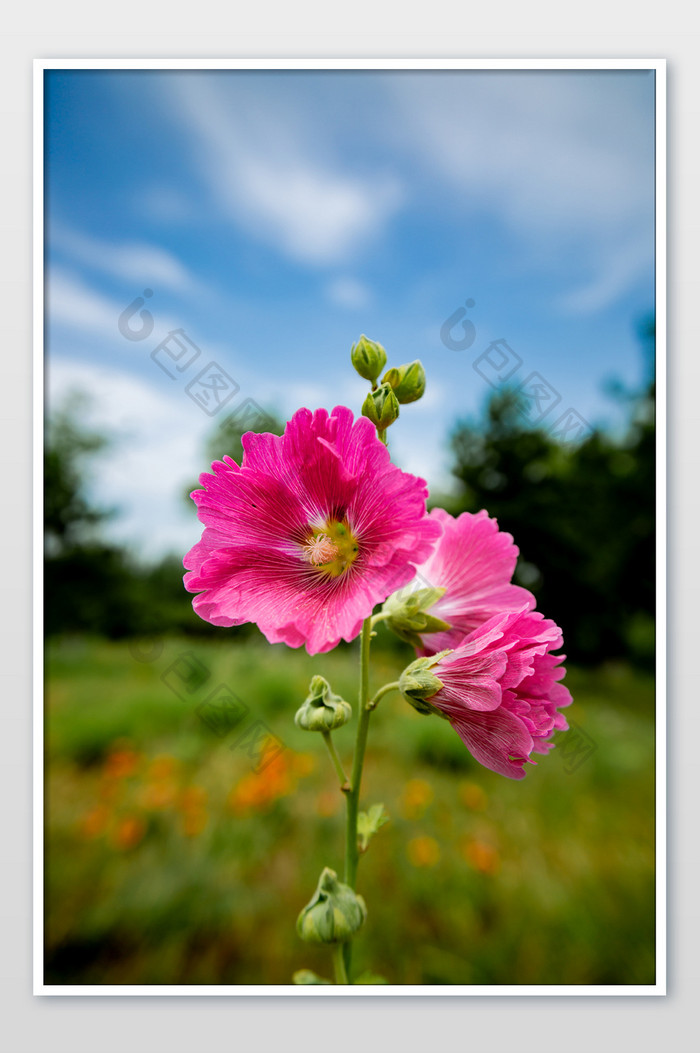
[401,778,434,820]
[80,805,110,839]
[113,815,146,850]
[459,781,488,811]
[104,744,139,781]
[181,808,208,838]
[407,835,441,867]
[462,839,500,875]
[148,755,179,782]
[227,753,294,815]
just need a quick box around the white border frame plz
[33,57,666,997]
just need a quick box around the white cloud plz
[387,72,655,310]
[417,376,448,412]
[388,415,455,495]
[47,357,212,560]
[50,225,197,294]
[46,265,184,343]
[390,73,652,233]
[46,267,124,337]
[162,77,403,266]
[138,185,195,225]
[556,232,653,314]
[258,374,367,419]
[325,276,373,310]
[45,357,455,561]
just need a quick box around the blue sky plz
[45,68,656,559]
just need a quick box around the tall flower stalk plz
[183,334,572,985]
[345,617,373,891]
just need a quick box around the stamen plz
[304,534,340,566]
[302,519,360,577]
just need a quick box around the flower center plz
[305,535,340,566]
[303,520,360,577]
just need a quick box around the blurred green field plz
[45,634,656,986]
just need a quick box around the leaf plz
[292,969,332,985]
[357,802,390,852]
[354,971,389,984]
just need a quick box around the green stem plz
[341,617,373,981]
[321,731,350,790]
[367,681,400,711]
[345,617,373,888]
[332,944,349,985]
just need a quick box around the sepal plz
[398,654,450,715]
[382,359,426,404]
[381,583,451,649]
[361,383,400,430]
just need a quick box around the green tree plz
[183,403,284,506]
[446,341,654,666]
[44,392,114,556]
[45,393,145,637]
[205,403,284,467]
[46,394,288,639]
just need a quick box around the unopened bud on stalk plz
[362,382,400,431]
[382,360,426,404]
[296,867,367,944]
[295,675,352,732]
[351,335,387,384]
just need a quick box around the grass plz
[45,633,656,986]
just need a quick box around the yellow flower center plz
[303,521,360,577]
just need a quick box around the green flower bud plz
[361,382,400,430]
[381,584,451,649]
[294,675,352,732]
[350,335,387,383]
[398,654,450,715]
[296,867,367,945]
[382,360,426,404]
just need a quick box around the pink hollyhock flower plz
[184,406,441,655]
[399,606,571,779]
[411,508,536,654]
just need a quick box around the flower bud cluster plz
[351,334,426,435]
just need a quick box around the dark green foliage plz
[44,395,283,640]
[197,405,284,491]
[46,326,654,668]
[44,391,113,553]
[446,372,654,667]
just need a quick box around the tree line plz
[45,321,654,667]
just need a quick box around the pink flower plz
[413,508,536,654]
[399,606,571,779]
[184,406,441,654]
